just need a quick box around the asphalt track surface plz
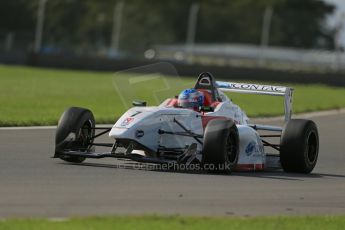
[0,112,344,218]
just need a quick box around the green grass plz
[0,215,344,230]
[1,65,345,126]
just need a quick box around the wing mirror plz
[132,100,147,107]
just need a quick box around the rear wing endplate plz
[216,81,293,121]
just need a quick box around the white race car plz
[54,72,319,173]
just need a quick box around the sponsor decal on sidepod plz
[245,141,264,156]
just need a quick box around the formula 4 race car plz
[54,72,319,173]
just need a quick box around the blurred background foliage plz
[0,0,336,56]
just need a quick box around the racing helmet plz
[177,88,204,109]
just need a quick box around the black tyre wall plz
[55,107,95,163]
[202,119,239,172]
[280,119,319,173]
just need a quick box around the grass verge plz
[1,65,345,126]
[0,215,345,230]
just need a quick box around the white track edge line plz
[0,124,113,130]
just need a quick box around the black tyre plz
[280,119,319,173]
[55,107,95,163]
[202,119,239,173]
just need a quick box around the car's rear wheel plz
[202,119,239,173]
[280,119,319,173]
[55,107,95,163]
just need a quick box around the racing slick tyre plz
[55,107,95,163]
[202,119,239,173]
[280,119,319,173]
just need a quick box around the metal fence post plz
[34,0,47,53]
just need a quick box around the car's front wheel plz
[55,107,95,163]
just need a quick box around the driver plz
[177,88,204,110]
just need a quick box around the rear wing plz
[216,81,294,121]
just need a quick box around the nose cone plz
[113,107,156,129]
[109,107,157,138]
